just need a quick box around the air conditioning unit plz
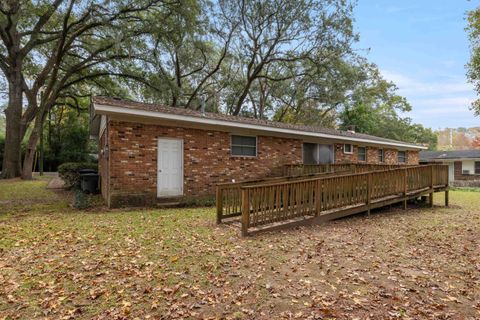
[462,170,470,175]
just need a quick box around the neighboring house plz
[420,150,480,185]
[90,97,426,207]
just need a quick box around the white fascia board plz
[427,158,480,162]
[94,103,427,150]
[99,115,107,138]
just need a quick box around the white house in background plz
[420,150,480,185]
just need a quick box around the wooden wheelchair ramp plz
[216,165,449,236]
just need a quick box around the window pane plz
[344,144,352,153]
[303,143,317,165]
[318,145,333,164]
[231,146,256,156]
[232,135,256,147]
[242,146,256,156]
[358,147,366,161]
[378,149,384,162]
[398,151,406,163]
[475,161,480,174]
[231,135,257,156]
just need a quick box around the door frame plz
[157,137,184,197]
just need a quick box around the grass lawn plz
[0,179,479,319]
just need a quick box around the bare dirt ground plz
[0,178,479,319]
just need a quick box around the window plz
[344,144,353,154]
[231,135,257,156]
[302,143,334,164]
[398,151,407,163]
[378,149,384,163]
[475,161,480,174]
[358,147,366,162]
[303,143,317,164]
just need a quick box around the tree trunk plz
[21,109,46,180]
[1,74,23,179]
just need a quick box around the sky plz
[354,0,479,130]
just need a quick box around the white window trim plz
[230,134,258,157]
[344,144,353,154]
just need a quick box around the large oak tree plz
[0,0,170,179]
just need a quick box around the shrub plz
[73,188,90,209]
[58,162,98,188]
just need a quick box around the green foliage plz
[0,0,440,175]
[43,108,95,170]
[73,188,90,209]
[0,115,5,137]
[58,162,98,188]
[467,7,480,116]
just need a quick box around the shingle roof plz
[92,96,425,149]
[420,150,480,160]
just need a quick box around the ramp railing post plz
[216,185,223,224]
[403,168,407,210]
[366,172,371,216]
[241,188,250,237]
[315,179,321,216]
[429,165,434,208]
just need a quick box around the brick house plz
[420,150,480,186]
[90,97,425,207]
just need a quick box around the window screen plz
[303,143,317,165]
[358,147,366,162]
[378,149,384,163]
[398,151,406,163]
[231,135,257,156]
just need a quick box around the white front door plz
[157,138,183,197]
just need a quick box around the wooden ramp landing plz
[216,165,449,236]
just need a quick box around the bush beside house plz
[58,162,98,188]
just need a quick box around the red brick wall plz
[105,121,302,206]
[383,149,396,164]
[333,144,418,165]
[101,120,421,207]
[334,144,357,163]
[406,150,419,165]
[366,147,380,164]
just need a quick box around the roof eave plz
[421,157,480,161]
[93,103,427,150]
[89,102,101,139]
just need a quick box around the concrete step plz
[156,197,183,208]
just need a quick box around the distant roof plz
[91,96,426,150]
[420,150,480,161]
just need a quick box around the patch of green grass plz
[0,178,70,220]
[0,179,53,202]
[450,186,480,192]
[0,179,479,319]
